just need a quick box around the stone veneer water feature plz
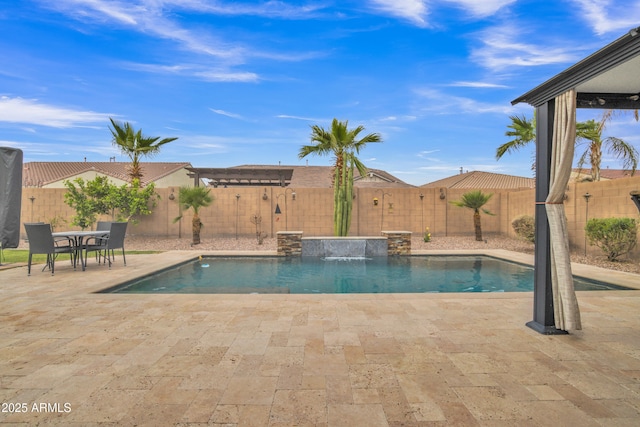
[276,231,411,257]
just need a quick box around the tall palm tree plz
[173,186,213,245]
[299,118,382,181]
[450,190,494,241]
[109,118,178,181]
[298,118,381,236]
[575,111,638,181]
[496,114,536,160]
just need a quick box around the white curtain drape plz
[545,88,582,331]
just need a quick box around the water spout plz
[323,239,366,258]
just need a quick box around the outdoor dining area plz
[23,221,127,275]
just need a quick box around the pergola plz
[512,27,640,334]
[186,167,294,187]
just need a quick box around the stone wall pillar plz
[382,231,411,255]
[277,231,303,256]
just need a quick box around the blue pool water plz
[99,255,632,294]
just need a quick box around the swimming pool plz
[99,255,632,294]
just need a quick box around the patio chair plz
[86,221,112,264]
[84,222,127,269]
[24,223,75,276]
[96,221,112,232]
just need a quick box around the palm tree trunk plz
[474,210,483,241]
[591,142,602,181]
[192,213,201,245]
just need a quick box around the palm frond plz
[450,190,494,212]
[108,117,177,180]
[605,136,639,174]
[497,114,535,159]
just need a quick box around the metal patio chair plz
[24,223,75,276]
[84,222,127,269]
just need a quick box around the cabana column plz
[512,26,640,334]
[528,100,567,334]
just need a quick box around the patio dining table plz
[52,230,110,271]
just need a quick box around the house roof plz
[512,26,640,109]
[234,165,413,188]
[420,171,535,189]
[22,162,192,187]
[571,168,636,181]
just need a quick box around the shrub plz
[585,217,638,261]
[512,215,535,243]
[64,176,158,229]
[423,227,431,243]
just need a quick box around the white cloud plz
[121,62,259,82]
[449,81,509,88]
[418,149,440,157]
[276,114,324,122]
[0,97,111,128]
[169,0,327,19]
[368,0,515,26]
[414,88,513,115]
[194,70,259,83]
[42,0,324,66]
[442,0,516,17]
[368,0,429,27]
[571,0,640,35]
[41,0,242,61]
[209,109,245,120]
[471,25,579,70]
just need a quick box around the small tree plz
[585,217,638,261]
[63,176,112,229]
[64,176,158,228]
[450,190,495,241]
[111,179,159,223]
[173,186,213,245]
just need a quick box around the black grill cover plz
[0,147,23,248]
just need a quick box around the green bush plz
[585,217,638,261]
[512,215,535,243]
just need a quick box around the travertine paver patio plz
[1,250,639,426]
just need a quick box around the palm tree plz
[298,118,382,236]
[497,111,638,180]
[173,186,213,245]
[575,112,638,181]
[299,118,382,181]
[496,114,536,161]
[450,190,494,241]
[109,118,178,181]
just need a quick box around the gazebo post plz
[511,26,640,334]
[527,100,567,335]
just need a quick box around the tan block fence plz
[20,176,640,260]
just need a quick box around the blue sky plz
[1,1,639,185]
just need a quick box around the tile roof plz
[571,168,636,181]
[22,162,192,187]
[420,171,535,189]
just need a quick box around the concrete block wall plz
[17,176,640,261]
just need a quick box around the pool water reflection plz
[99,255,632,294]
